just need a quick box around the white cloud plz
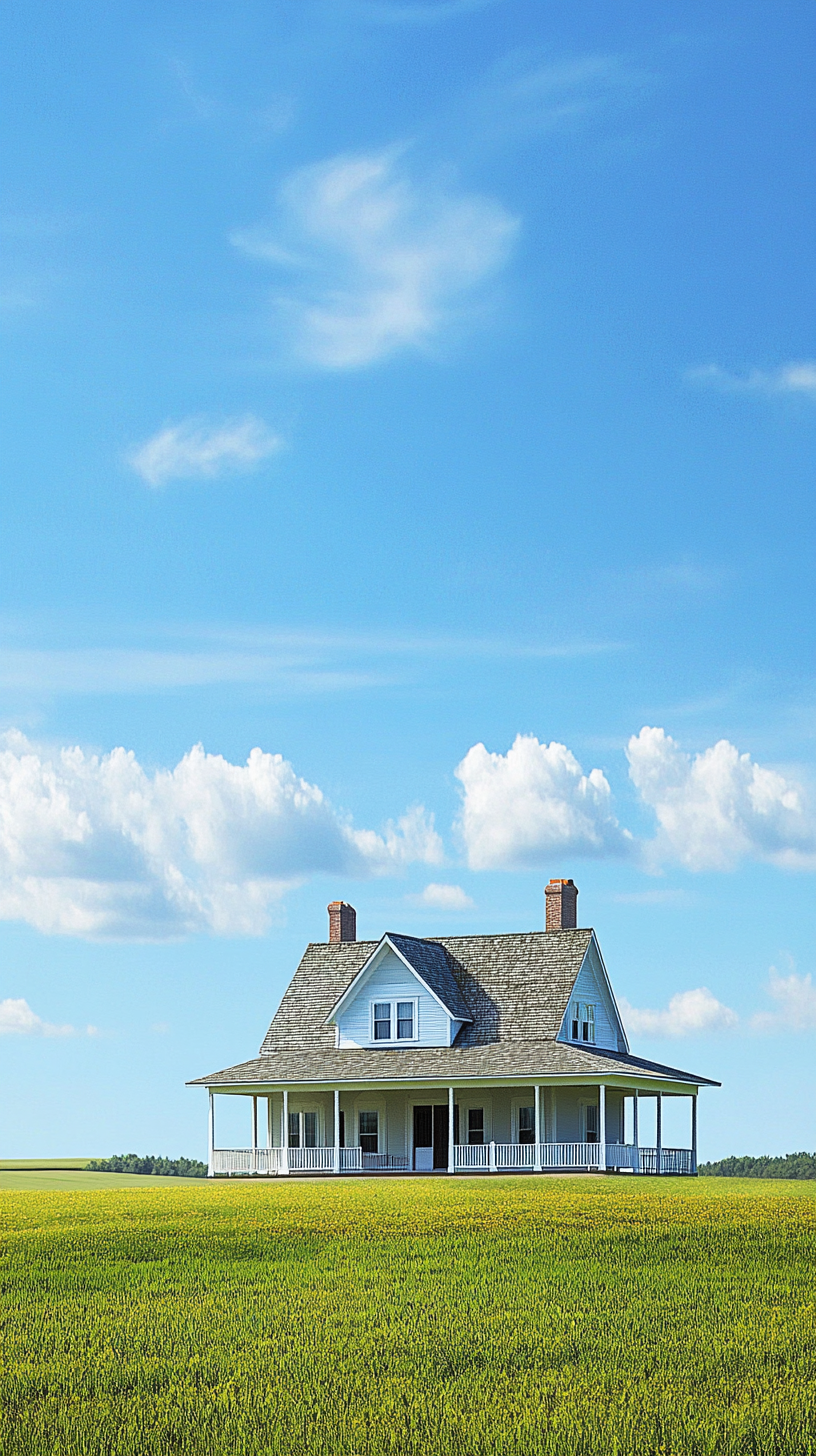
[627,727,816,871]
[414,882,474,911]
[0,996,80,1037]
[687,361,816,401]
[751,967,816,1033]
[127,416,282,487]
[455,734,631,871]
[231,148,518,368]
[619,988,738,1038]
[0,731,442,939]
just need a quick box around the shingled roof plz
[189,925,720,1089]
[326,932,474,1025]
[188,1039,718,1088]
[254,929,593,1059]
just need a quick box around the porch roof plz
[187,1039,719,1090]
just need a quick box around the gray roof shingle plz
[188,928,718,1088]
[188,1039,717,1088]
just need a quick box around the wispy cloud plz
[0,996,97,1037]
[750,967,816,1033]
[412,882,474,911]
[231,147,518,368]
[462,51,649,147]
[126,416,283,487]
[619,988,738,1038]
[339,0,499,29]
[687,361,816,401]
[0,627,621,698]
[0,730,441,939]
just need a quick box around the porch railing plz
[339,1149,410,1172]
[212,1148,287,1175]
[288,1147,335,1173]
[212,1142,695,1177]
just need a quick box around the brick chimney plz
[328,901,357,943]
[545,878,578,931]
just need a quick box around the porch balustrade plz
[211,1141,695,1177]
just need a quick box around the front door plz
[413,1105,450,1170]
[413,1105,432,1170]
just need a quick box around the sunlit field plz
[3,1175,815,1455]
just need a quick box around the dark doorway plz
[432,1104,449,1170]
[413,1104,432,1152]
[413,1104,450,1170]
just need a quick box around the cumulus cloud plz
[414,882,474,911]
[751,967,816,1033]
[0,731,442,939]
[231,147,518,368]
[619,988,738,1038]
[455,734,631,871]
[687,361,816,401]
[127,415,282,487]
[627,727,816,871]
[0,996,95,1037]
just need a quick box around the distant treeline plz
[698,1151,816,1180]
[86,1154,207,1178]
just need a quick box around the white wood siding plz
[335,949,453,1048]
[557,940,623,1051]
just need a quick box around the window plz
[571,1001,595,1043]
[373,1002,391,1040]
[396,1002,414,1039]
[370,998,418,1042]
[467,1108,484,1145]
[518,1106,535,1144]
[359,1111,378,1154]
[288,1110,319,1148]
[584,1105,599,1144]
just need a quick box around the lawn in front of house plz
[3,1175,815,1455]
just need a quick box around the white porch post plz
[448,1086,455,1173]
[691,1094,698,1174]
[251,1096,258,1149]
[656,1092,663,1174]
[599,1084,607,1171]
[334,1089,341,1174]
[266,1097,273,1149]
[281,1088,290,1175]
[207,1090,215,1177]
[534,1085,541,1171]
[632,1089,639,1147]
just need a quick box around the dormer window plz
[373,1003,391,1040]
[571,1001,595,1043]
[370,998,418,1043]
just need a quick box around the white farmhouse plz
[189,880,718,1177]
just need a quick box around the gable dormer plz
[556,932,629,1054]
[325,934,473,1050]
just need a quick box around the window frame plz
[571,1000,596,1044]
[358,1110,379,1154]
[467,1107,485,1146]
[369,996,419,1044]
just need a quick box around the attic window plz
[571,1001,595,1043]
[370,998,418,1043]
[373,1003,391,1040]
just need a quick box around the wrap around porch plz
[207,1081,698,1178]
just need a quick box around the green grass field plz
[3,1176,815,1455]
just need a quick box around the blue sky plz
[1,0,814,1161]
